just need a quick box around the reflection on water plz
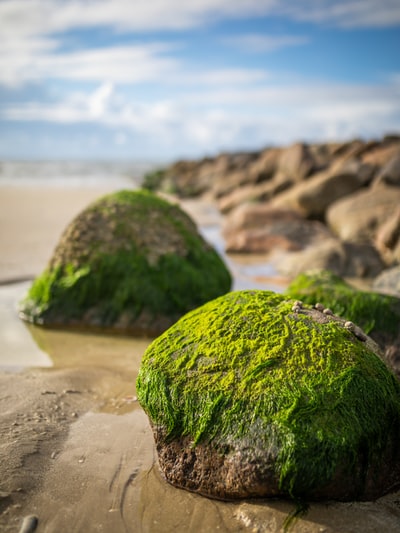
[28,324,153,415]
[228,254,289,292]
[0,281,152,374]
[0,280,153,414]
[27,323,152,372]
[0,281,52,370]
[137,465,295,533]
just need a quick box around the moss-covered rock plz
[19,189,232,335]
[285,270,400,377]
[137,290,400,501]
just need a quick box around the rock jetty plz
[144,135,400,282]
[19,189,232,335]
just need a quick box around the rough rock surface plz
[143,135,400,282]
[326,185,400,243]
[375,207,400,266]
[373,265,400,297]
[19,189,232,335]
[285,270,400,378]
[271,159,373,218]
[222,204,334,254]
[273,240,384,279]
[374,153,400,187]
[137,290,400,501]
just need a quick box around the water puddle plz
[0,281,52,370]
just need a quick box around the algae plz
[20,189,232,331]
[142,168,169,192]
[284,270,400,336]
[137,290,400,498]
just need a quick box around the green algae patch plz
[19,189,232,334]
[137,290,400,500]
[284,270,400,336]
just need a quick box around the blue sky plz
[0,0,399,161]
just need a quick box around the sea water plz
[0,159,159,188]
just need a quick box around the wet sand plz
[1,184,400,532]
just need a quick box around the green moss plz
[284,270,400,336]
[137,290,400,498]
[142,168,167,191]
[20,189,231,330]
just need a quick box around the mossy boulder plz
[19,189,232,335]
[285,270,400,377]
[137,290,400,501]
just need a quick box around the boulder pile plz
[144,135,400,282]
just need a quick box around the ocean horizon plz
[0,159,165,188]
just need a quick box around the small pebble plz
[344,321,354,330]
[18,515,38,533]
[292,304,301,313]
[50,451,57,459]
[323,308,333,315]
[314,303,324,311]
[294,300,303,307]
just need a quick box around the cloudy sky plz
[0,0,399,161]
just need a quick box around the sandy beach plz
[1,182,400,532]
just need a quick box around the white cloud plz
[0,40,180,87]
[0,0,398,41]
[0,0,398,158]
[177,68,269,85]
[282,0,400,28]
[0,1,278,36]
[0,30,270,88]
[3,78,399,153]
[223,34,310,53]
[0,0,397,88]
[88,82,114,118]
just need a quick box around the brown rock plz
[217,178,292,214]
[211,169,249,199]
[223,203,301,233]
[373,265,400,297]
[271,158,373,218]
[247,147,281,183]
[373,153,400,187]
[375,207,400,265]
[277,142,315,181]
[223,205,332,254]
[153,424,400,501]
[212,153,260,198]
[272,240,384,279]
[326,185,400,242]
[329,139,366,159]
[362,142,400,167]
